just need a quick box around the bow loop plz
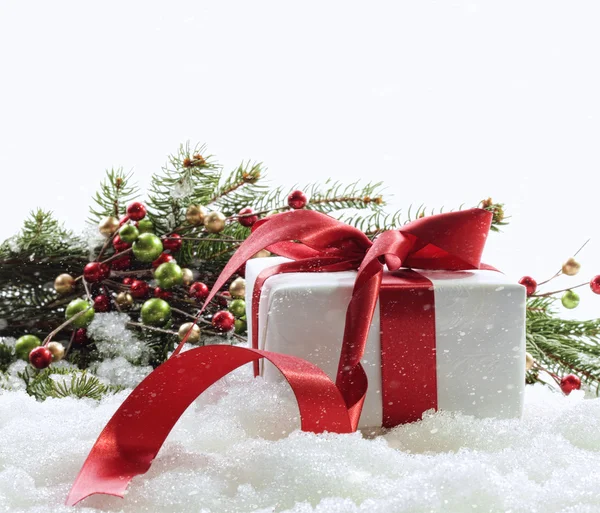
[399,209,492,270]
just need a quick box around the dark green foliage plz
[0,210,88,338]
[526,297,600,394]
[1,209,84,257]
[0,342,12,372]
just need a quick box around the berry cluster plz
[15,189,312,370]
[519,252,596,395]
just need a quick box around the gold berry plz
[204,211,226,233]
[54,273,75,295]
[178,322,201,343]
[181,268,194,286]
[98,216,120,237]
[252,249,271,259]
[229,277,246,298]
[562,257,581,276]
[185,205,208,226]
[116,291,134,308]
[525,352,535,371]
[46,341,65,362]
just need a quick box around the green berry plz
[137,219,154,233]
[65,299,95,328]
[234,318,247,334]
[561,290,580,309]
[141,298,172,327]
[228,299,246,318]
[154,262,183,290]
[132,233,163,262]
[118,224,139,243]
[15,335,41,360]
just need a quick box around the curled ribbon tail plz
[66,345,352,506]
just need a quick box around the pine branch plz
[146,142,221,233]
[18,366,123,401]
[305,179,385,213]
[526,297,600,395]
[339,199,508,238]
[88,168,140,224]
[0,209,85,259]
[250,180,385,218]
[209,161,266,215]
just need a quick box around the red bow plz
[66,208,492,506]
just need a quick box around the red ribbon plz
[66,208,492,506]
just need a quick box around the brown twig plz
[100,247,133,265]
[537,239,591,287]
[42,307,93,345]
[533,282,588,298]
[127,321,178,336]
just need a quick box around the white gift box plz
[245,256,526,429]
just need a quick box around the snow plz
[170,176,194,200]
[1,370,599,513]
[87,312,152,364]
[90,357,153,388]
[82,225,106,259]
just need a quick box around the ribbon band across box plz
[247,257,526,429]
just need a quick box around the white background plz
[1,1,599,319]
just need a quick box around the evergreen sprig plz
[88,168,140,224]
[1,209,84,258]
[146,142,221,233]
[18,366,123,401]
[526,297,600,394]
[210,161,267,215]
[306,179,385,213]
[338,200,507,237]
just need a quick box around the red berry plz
[218,291,231,308]
[591,275,600,294]
[163,234,183,252]
[93,294,111,312]
[212,310,235,332]
[119,214,130,226]
[152,253,175,269]
[29,346,53,369]
[154,287,173,300]
[130,279,149,299]
[122,277,134,286]
[518,276,537,297]
[112,235,131,252]
[101,263,111,279]
[189,282,210,301]
[73,328,88,345]
[126,201,147,221]
[238,207,259,227]
[560,374,582,395]
[111,254,131,271]
[287,190,308,209]
[84,262,110,283]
